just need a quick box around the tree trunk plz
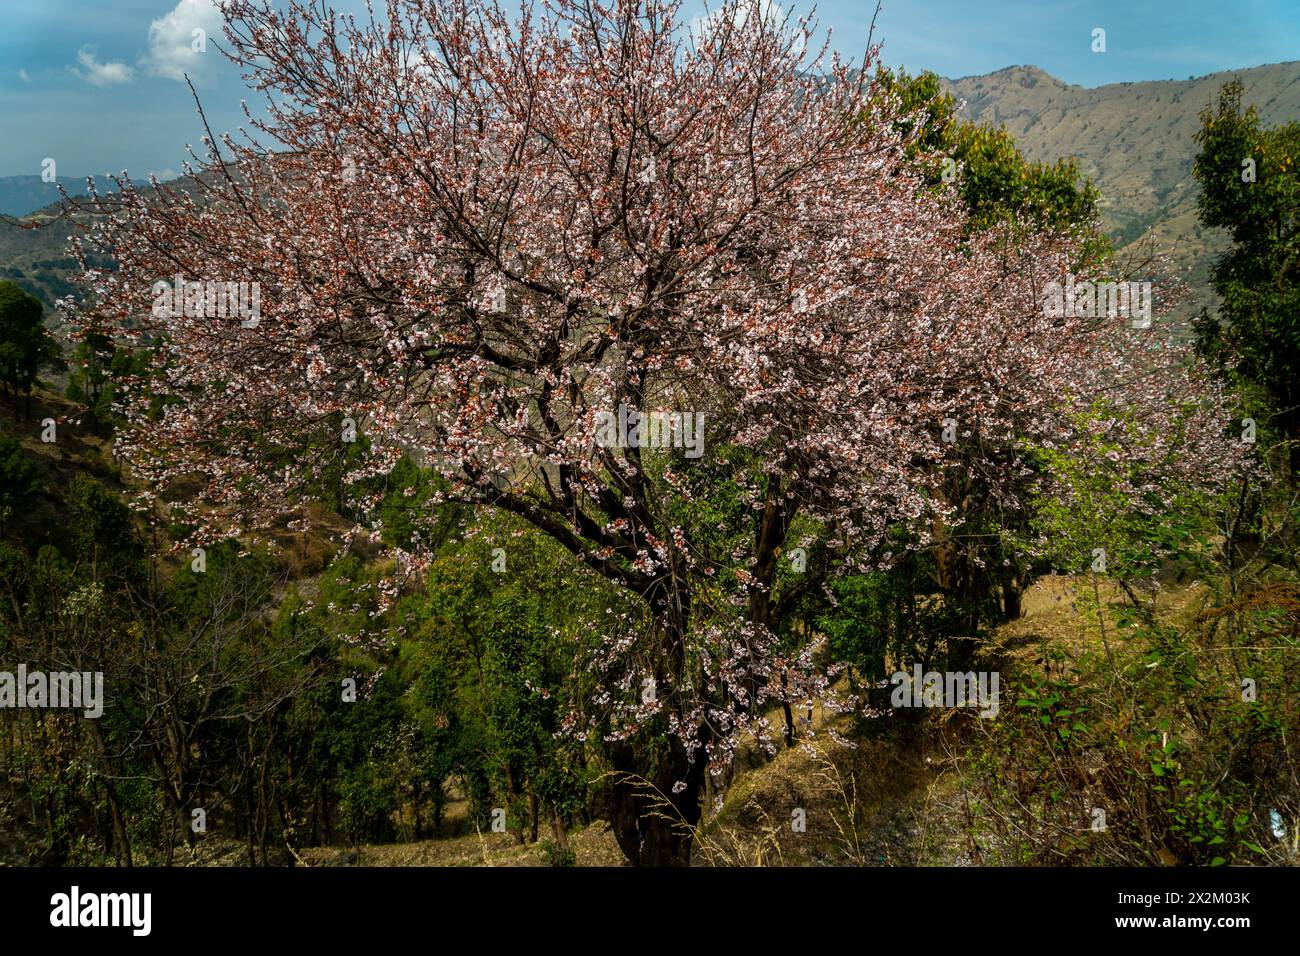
[606,579,706,866]
[1001,571,1023,621]
[608,735,705,866]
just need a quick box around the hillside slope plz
[944,61,1300,318]
[0,175,145,219]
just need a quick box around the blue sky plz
[0,0,1296,178]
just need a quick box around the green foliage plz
[0,279,63,412]
[540,838,577,866]
[875,67,1109,262]
[64,473,141,586]
[64,328,147,432]
[369,453,463,551]
[0,433,39,529]
[817,552,942,675]
[1193,79,1300,462]
[968,599,1299,866]
[423,510,609,835]
[296,412,380,520]
[1025,404,1220,583]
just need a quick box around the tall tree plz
[65,327,117,433]
[1193,78,1300,474]
[80,0,1237,864]
[0,280,62,418]
[0,435,39,535]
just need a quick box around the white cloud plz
[17,68,30,83]
[74,47,136,86]
[142,0,224,82]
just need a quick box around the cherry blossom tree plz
[72,0,1242,864]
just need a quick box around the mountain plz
[0,211,83,316]
[0,174,145,218]
[0,177,148,315]
[0,176,69,218]
[943,61,1300,319]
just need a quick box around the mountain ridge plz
[943,60,1300,318]
[0,174,148,219]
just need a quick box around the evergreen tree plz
[0,280,63,418]
[1193,78,1300,474]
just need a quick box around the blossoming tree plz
[75,0,1241,864]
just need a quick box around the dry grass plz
[294,823,625,868]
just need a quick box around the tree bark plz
[606,577,706,866]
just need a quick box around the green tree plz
[0,434,39,535]
[875,67,1108,262]
[0,280,63,418]
[65,327,117,433]
[1192,78,1300,475]
[64,473,141,587]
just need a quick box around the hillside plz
[944,61,1300,319]
[0,175,145,219]
[0,176,74,219]
[0,178,164,318]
